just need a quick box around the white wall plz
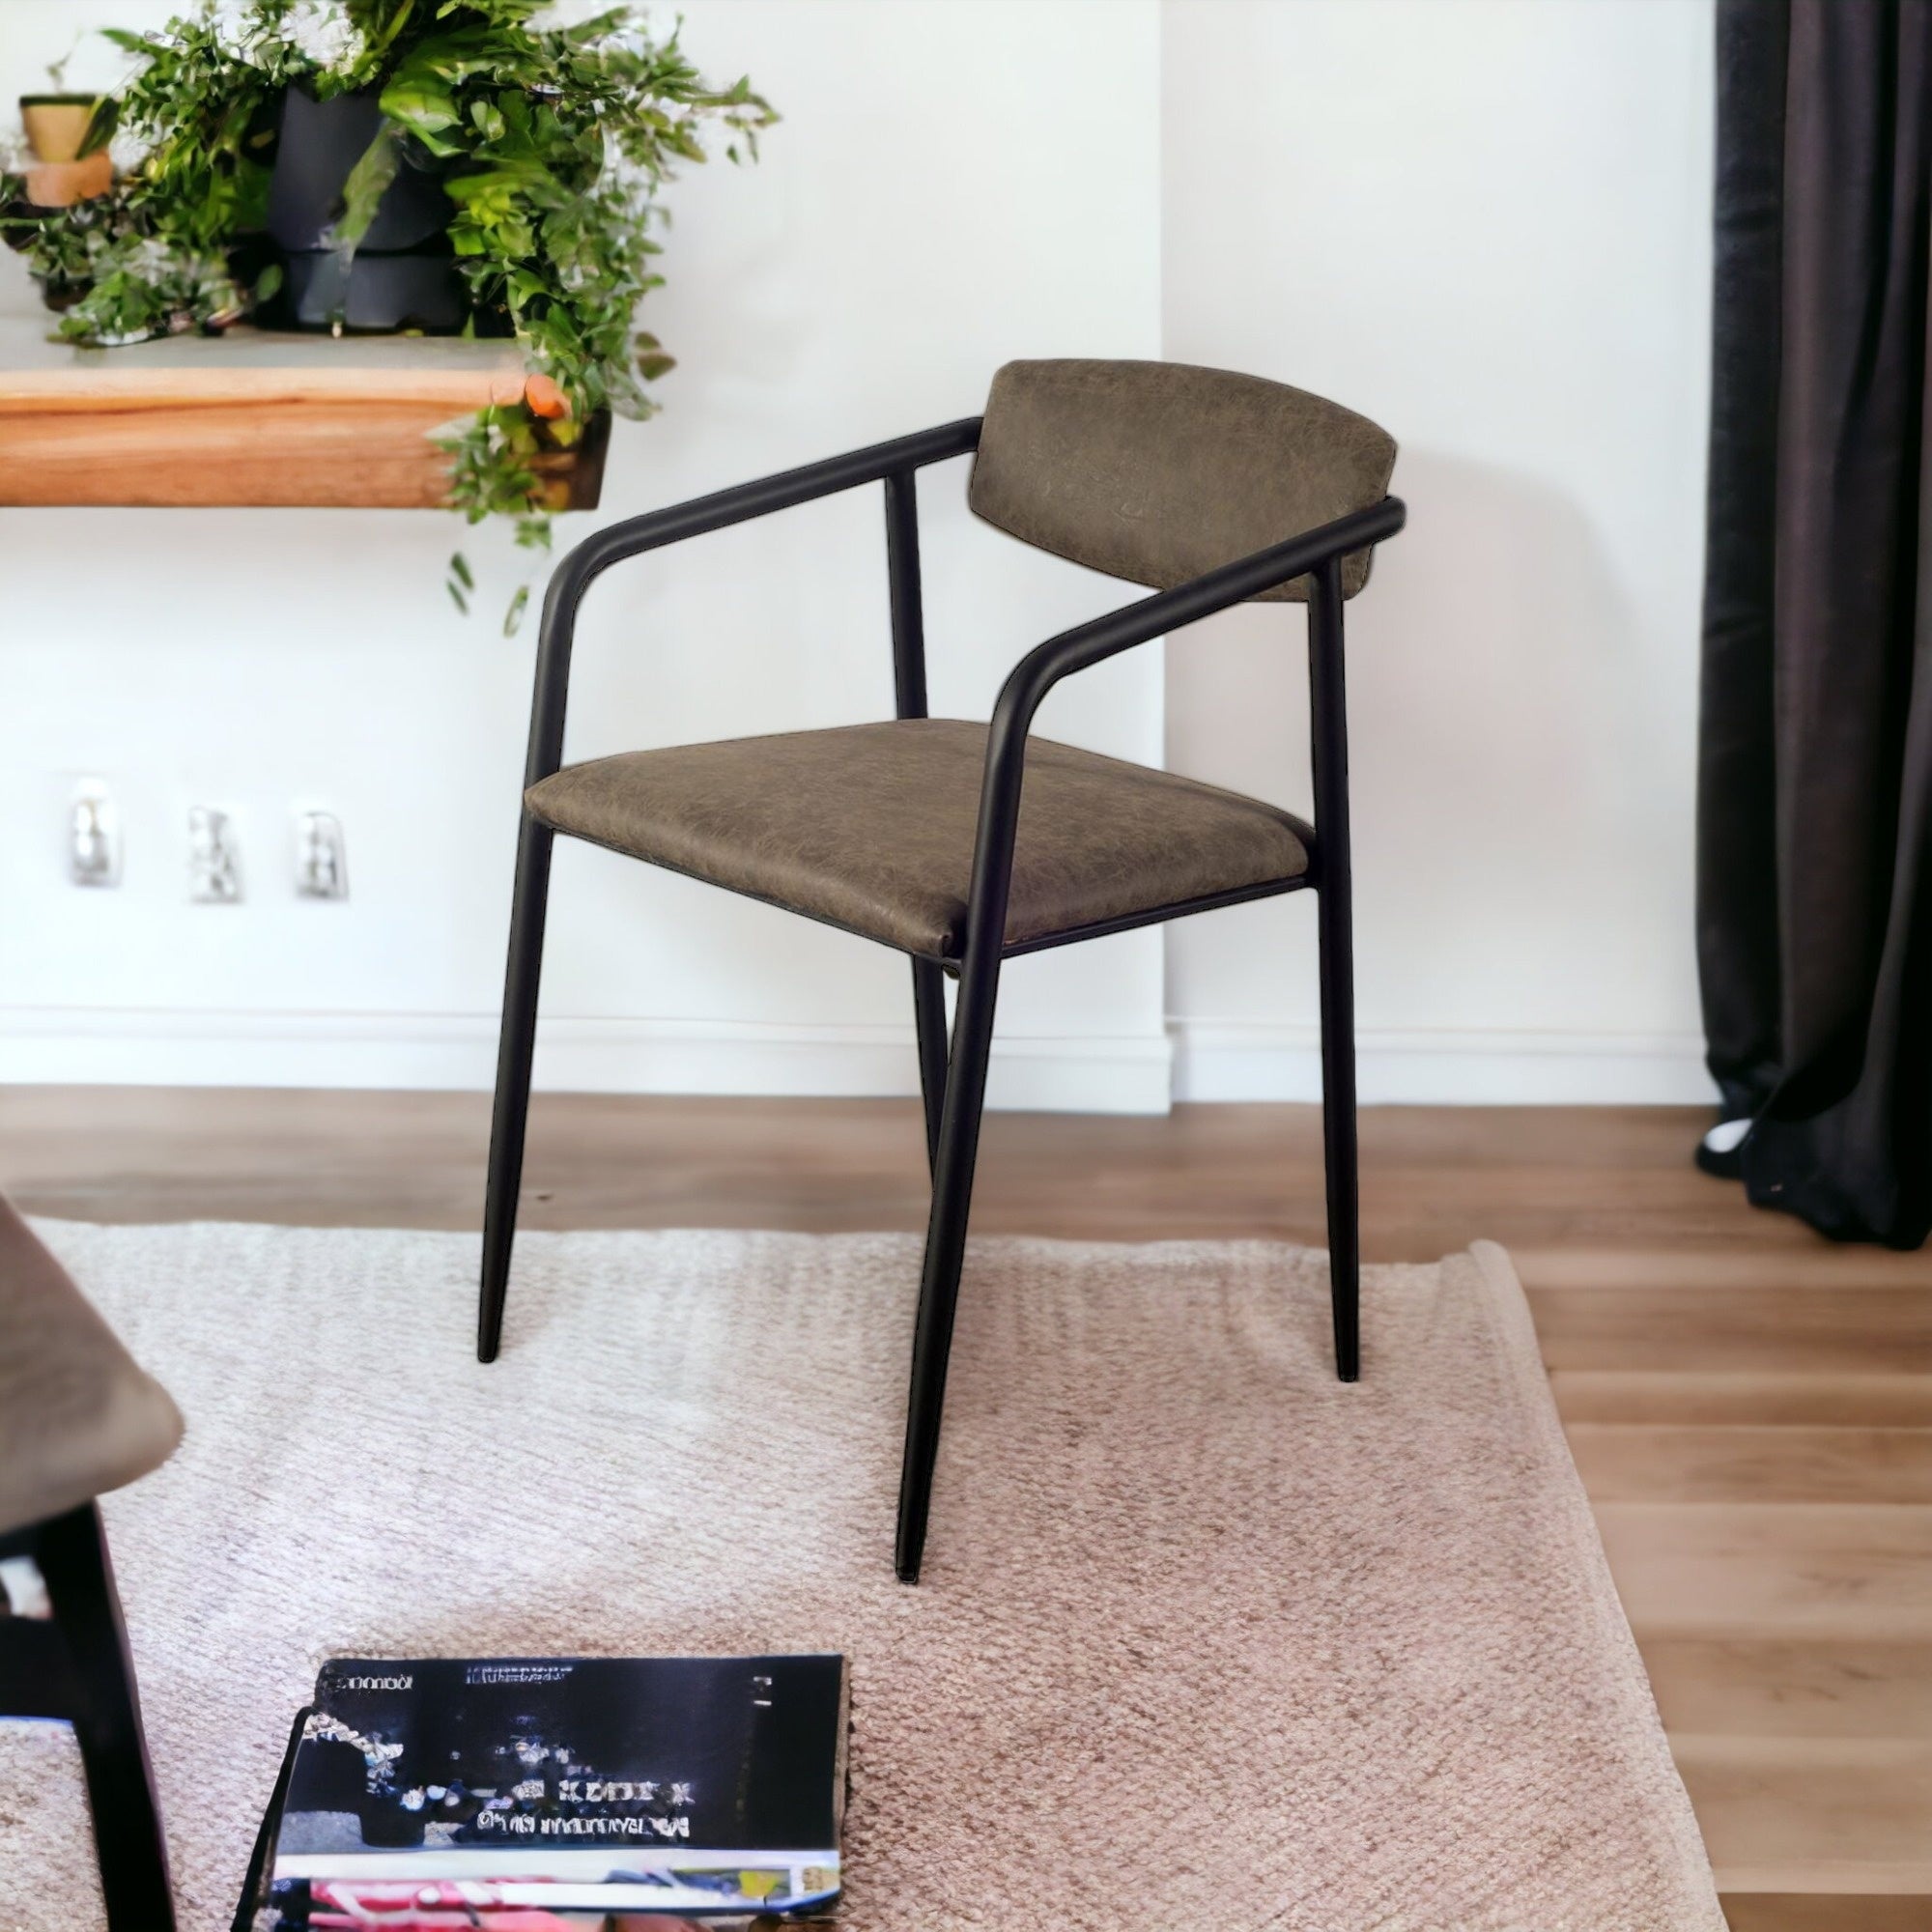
[0,0,1172,1110]
[0,0,1719,1108]
[1162,0,1717,1103]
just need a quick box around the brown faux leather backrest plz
[968,359,1397,601]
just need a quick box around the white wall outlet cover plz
[69,781,121,888]
[0,1554,50,1620]
[295,810,348,900]
[188,806,242,904]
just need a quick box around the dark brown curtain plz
[1698,0,1932,1246]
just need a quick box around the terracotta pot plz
[19,95,99,164]
[24,153,114,209]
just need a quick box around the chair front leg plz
[36,1504,176,1932]
[895,944,1002,1583]
[478,813,555,1363]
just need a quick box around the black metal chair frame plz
[477,412,1406,1582]
[0,1503,176,1929]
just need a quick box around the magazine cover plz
[254,1655,847,1926]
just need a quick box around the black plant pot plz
[258,85,475,333]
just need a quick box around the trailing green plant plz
[3,1,774,623]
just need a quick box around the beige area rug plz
[0,1223,1721,1931]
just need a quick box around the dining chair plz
[476,358,1404,1582]
[0,1193,183,1929]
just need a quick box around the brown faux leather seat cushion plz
[0,1196,184,1537]
[526,718,1311,961]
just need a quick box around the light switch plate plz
[188,806,242,903]
[295,810,348,900]
[70,781,121,888]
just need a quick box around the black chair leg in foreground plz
[0,1509,176,1931]
[474,359,1404,1579]
[1,1193,184,1928]
[35,1505,177,1931]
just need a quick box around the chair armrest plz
[998,496,1406,730]
[523,416,983,785]
[955,494,1406,976]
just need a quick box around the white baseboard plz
[0,1008,1715,1111]
[1170,1018,1715,1105]
[0,1008,1176,1116]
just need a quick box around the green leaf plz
[501,582,529,636]
[329,123,399,252]
[562,8,631,44]
[254,262,283,300]
[76,97,118,159]
[449,550,474,591]
[379,75,460,139]
[373,0,418,53]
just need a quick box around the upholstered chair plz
[0,1195,182,1929]
[476,358,1404,1581]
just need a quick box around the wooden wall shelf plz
[0,307,606,511]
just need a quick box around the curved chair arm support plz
[1001,496,1406,721]
[960,494,1407,973]
[522,416,985,786]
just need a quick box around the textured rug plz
[0,1223,1721,1931]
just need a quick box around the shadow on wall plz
[1355,445,1643,857]
[1168,446,1692,1032]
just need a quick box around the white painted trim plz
[1170,1019,1715,1106]
[0,1008,1716,1110]
[0,1008,1175,1116]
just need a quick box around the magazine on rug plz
[236,1654,848,1927]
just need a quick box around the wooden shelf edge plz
[0,310,606,507]
[0,317,606,509]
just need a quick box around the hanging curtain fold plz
[1697,0,1932,1245]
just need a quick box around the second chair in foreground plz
[476,358,1404,1582]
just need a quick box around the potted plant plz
[2,0,775,622]
[16,37,117,211]
[259,80,476,333]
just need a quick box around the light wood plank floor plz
[3,1089,1926,1932]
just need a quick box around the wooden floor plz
[3,1088,1926,1932]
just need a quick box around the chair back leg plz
[1317,872,1360,1380]
[36,1504,176,1932]
[909,958,950,1171]
[479,814,555,1363]
[1308,557,1360,1381]
[895,948,1002,1582]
